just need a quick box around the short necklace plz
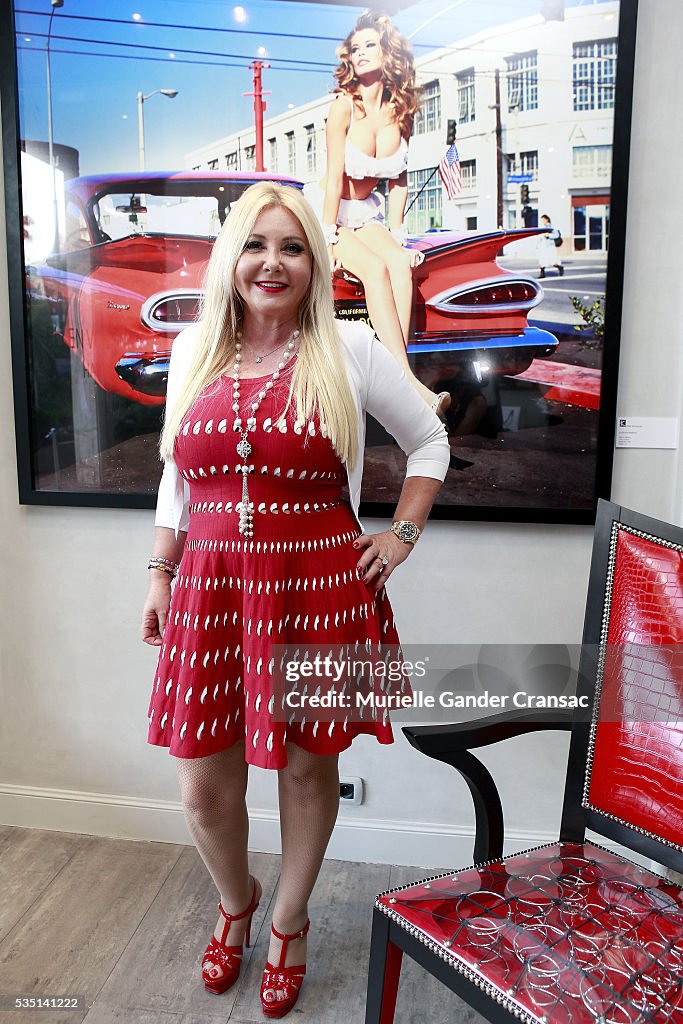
[232,328,300,537]
[251,338,291,364]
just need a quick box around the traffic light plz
[446,120,457,145]
[521,184,530,204]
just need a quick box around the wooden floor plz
[0,824,484,1024]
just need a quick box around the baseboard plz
[0,782,574,867]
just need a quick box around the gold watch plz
[390,520,421,545]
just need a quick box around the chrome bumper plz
[407,325,558,355]
[115,353,171,397]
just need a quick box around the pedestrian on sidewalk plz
[537,214,564,278]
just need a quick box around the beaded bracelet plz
[148,557,179,578]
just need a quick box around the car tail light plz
[456,282,537,306]
[426,277,542,315]
[141,290,203,331]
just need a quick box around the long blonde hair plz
[334,10,420,139]
[159,182,359,468]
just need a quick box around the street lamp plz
[137,88,178,171]
[46,0,64,251]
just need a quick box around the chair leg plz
[366,909,404,1024]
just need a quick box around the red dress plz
[147,361,403,769]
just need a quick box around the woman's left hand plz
[353,530,412,592]
[406,248,425,269]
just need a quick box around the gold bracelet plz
[148,557,179,577]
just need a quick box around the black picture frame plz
[1,0,638,523]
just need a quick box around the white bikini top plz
[342,96,409,181]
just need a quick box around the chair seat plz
[376,842,683,1024]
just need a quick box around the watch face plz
[395,521,418,543]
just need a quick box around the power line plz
[22,30,333,70]
[16,43,331,75]
[15,8,435,51]
[15,7,619,76]
[15,41,602,91]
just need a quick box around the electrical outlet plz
[339,776,364,806]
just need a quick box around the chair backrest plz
[561,499,683,873]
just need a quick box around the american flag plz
[438,142,462,200]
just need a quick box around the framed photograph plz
[1,0,638,522]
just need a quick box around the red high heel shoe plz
[260,919,310,1018]
[202,875,261,995]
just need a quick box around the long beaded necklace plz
[232,328,300,537]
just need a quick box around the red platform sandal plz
[202,875,261,995]
[260,918,311,1018]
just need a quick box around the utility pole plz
[494,68,503,230]
[244,62,271,172]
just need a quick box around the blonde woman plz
[140,182,449,1016]
[304,9,451,417]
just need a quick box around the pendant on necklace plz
[236,436,252,459]
[255,356,263,364]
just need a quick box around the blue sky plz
[15,0,616,174]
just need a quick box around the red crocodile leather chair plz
[365,500,683,1024]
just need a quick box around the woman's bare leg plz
[176,742,255,982]
[266,744,340,976]
[334,229,439,407]
[357,222,414,344]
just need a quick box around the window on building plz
[460,159,476,189]
[305,124,317,175]
[457,68,475,123]
[406,167,442,234]
[413,81,441,135]
[573,39,618,111]
[572,145,613,179]
[520,151,538,179]
[244,146,255,171]
[505,51,538,111]
[466,216,478,231]
[207,158,219,170]
[225,151,238,170]
[506,150,539,182]
[286,131,296,174]
[268,138,277,171]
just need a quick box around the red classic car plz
[32,171,557,405]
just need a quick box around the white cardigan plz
[154,319,450,537]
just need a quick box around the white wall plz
[0,0,681,868]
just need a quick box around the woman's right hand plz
[140,575,172,646]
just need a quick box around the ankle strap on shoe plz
[217,876,259,923]
[270,918,310,970]
[270,918,310,942]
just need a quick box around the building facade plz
[186,1,618,254]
